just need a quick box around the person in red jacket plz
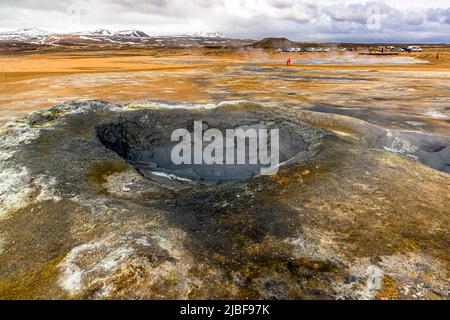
[287,58,291,66]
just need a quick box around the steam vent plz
[0,100,449,299]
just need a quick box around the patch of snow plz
[0,28,51,43]
[88,29,114,36]
[0,28,50,37]
[194,32,226,38]
[116,30,149,38]
[79,36,102,42]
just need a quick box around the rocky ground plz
[0,100,448,299]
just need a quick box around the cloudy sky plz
[1,0,449,42]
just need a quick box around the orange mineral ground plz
[0,44,449,300]
[0,48,450,136]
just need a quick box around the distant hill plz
[250,37,294,48]
[0,28,150,41]
[0,28,51,42]
[0,28,253,49]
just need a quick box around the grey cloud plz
[1,0,78,12]
[322,2,383,24]
[0,0,449,42]
[427,8,450,24]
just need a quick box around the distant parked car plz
[407,46,423,52]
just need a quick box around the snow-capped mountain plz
[87,29,115,36]
[194,32,226,38]
[0,29,225,42]
[0,28,150,40]
[70,29,148,38]
[116,30,149,38]
[0,28,242,48]
[0,28,52,42]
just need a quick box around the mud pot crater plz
[96,106,328,182]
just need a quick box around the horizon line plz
[0,27,449,45]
